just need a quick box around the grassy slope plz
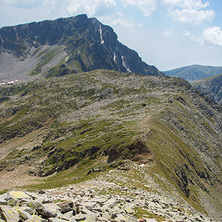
[0,70,221,219]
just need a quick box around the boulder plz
[9,191,31,200]
[0,205,20,222]
[0,198,7,205]
[56,201,73,213]
[74,213,86,221]
[26,201,56,218]
[17,209,32,221]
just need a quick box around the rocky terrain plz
[0,163,214,222]
[192,74,222,104]
[0,14,162,84]
[0,69,221,221]
[164,65,222,82]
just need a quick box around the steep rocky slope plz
[0,70,221,221]
[0,14,162,83]
[192,73,222,104]
[164,65,222,82]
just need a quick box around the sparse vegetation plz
[0,69,221,221]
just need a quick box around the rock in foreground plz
[0,175,213,222]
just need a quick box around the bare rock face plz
[0,14,163,83]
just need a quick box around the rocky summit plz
[0,14,163,83]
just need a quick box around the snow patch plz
[121,56,131,72]
[113,53,116,62]
[99,25,104,44]
[14,27,19,40]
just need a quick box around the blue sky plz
[0,0,222,70]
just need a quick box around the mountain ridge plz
[0,14,163,83]
[0,69,221,221]
[164,64,222,82]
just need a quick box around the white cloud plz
[111,17,134,27]
[68,0,116,16]
[42,0,116,16]
[163,0,209,10]
[171,8,214,24]
[183,27,222,47]
[163,30,173,37]
[121,0,157,17]
[121,0,214,24]
[164,0,215,24]
[201,27,222,46]
[183,30,200,42]
[110,11,134,27]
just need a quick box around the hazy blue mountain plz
[164,65,222,82]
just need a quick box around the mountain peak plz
[0,14,163,82]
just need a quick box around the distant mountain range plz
[192,73,222,104]
[164,65,222,82]
[0,14,163,83]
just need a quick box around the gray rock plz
[26,201,56,218]
[43,203,61,217]
[56,201,73,213]
[74,213,86,221]
[7,198,20,207]
[124,215,138,222]
[0,205,20,222]
[19,206,35,215]
[124,204,134,214]
[0,198,7,205]
[26,215,46,222]
[17,209,32,221]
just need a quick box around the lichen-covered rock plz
[0,205,20,222]
[17,209,32,221]
[26,215,45,222]
[9,191,31,200]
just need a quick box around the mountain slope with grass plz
[0,70,221,221]
[0,14,163,83]
[192,73,222,104]
[164,65,222,82]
